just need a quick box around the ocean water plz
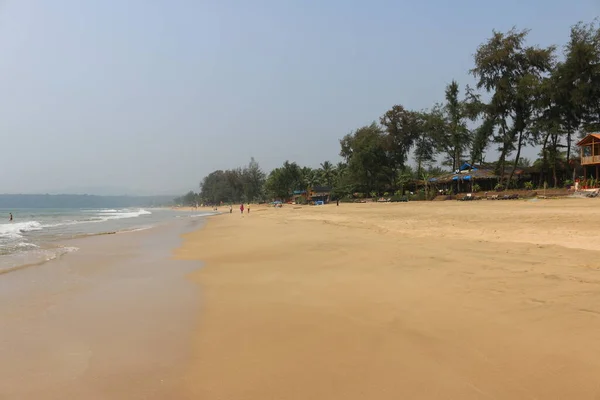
[0,208,211,273]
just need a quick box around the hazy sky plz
[0,0,597,195]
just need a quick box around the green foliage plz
[472,183,482,192]
[380,106,425,183]
[524,181,534,190]
[183,21,598,198]
[295,196,308,205]
[471,27,556,185]
[433,81,473,171]
[340,123,390,194]
[174,191,200,206]
[265,161,303,200]
[319,161,335,187]
[390,195,408,202]
[198,158,266,204]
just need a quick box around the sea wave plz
[40,209,152,228]
[99,209,152,220]
[0,221,43,239]
[0,246,79,275]
[16,242,40,249]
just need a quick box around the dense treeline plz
[177,22,600,205]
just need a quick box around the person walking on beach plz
[336,199,339,206]
[240,203,244,214]
[9,212,13,221]
[230,205,233,214]
[247,204,250,214]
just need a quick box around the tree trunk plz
[507,130,524,187]
[566,129,572,178]
[551,132,559,188]
[539,132,550,188]
[496,119,510,189]
[454,147,458,171]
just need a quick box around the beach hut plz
[430,163,530,193]
[577,133,600,186]
[308,186,332,204]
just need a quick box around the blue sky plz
[0,0,597,195]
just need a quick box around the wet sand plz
[0,218,203,400]
[176,199,600,399]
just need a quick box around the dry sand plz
[175,199,600,399]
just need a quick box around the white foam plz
[98,209,152,220]
[118,226,154,234]
[0,221,43,239]
[16,242,40,249]
[41,209,152,228]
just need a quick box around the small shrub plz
[494,183,505,192]
[563,179,573,188]
[472,183,481,193]
[390,195,408,202]
[524,181,534,190]
[296,197,308,205]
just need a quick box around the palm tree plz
[319,161,336,187]
[302,167,321,190]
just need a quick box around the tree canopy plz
[178,20,600,203]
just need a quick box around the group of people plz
[229,204,250,214]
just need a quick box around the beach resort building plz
[578,133,600,182]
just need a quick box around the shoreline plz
[0,208,215,276]
[0,215,206,399]
[176,200,600,399]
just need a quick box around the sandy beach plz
[0,217,205,400]
[176,199,600,399]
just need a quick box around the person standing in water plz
[9,213,13,221]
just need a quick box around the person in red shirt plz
[240,204,244,214]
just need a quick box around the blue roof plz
[464,175,471,181]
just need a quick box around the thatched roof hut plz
[428,163,530,191]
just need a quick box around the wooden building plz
[577,133,600,179]
[308,186,332,204]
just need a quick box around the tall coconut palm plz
[319,161,336,187]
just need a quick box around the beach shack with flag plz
[430,163,530,193]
